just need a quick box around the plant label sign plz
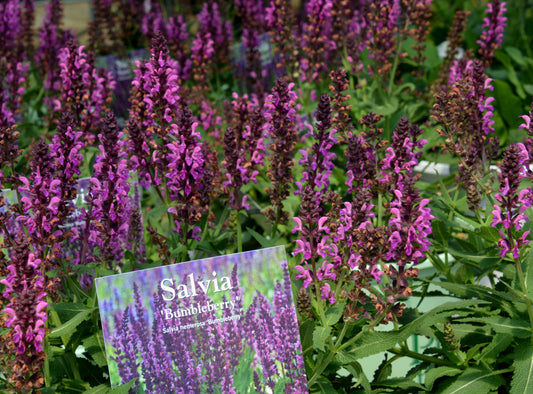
[95,246,308,393]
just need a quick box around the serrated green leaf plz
[511,342,533,394]
[373,377,426,390]
[444,245,499,264]
[344,362,371,393]
[300,319,315,352]
[60,379,91,392]
[438,367,507,394]
[506,46,527,67]
[403,299,487,338]
[313,326,332,352]
[310,377,337,393]
[246,227,280,248]
[478,333,512,364]
[109,379,137,393]
[432,282,515,315]
[458,317,532,338]
[473,226,502,243]
[425,367,462,391]
[49,308,95,339]
[325,302,345,326]
[49,303,93,321]
[83,384,110,394]
[492,79,525,127]
[523,251,533,293]
[452,323,492,339]
[337,330,408,363]
[82,333,108,368]
[432,220,450,244]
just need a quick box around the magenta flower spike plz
[477,0,507,66]
[492,143,532,259]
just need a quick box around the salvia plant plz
[2,0,533,392]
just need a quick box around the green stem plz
[388,346,459,368]
[443,186,461,271]
[271,206,280,239]
[236,210,243,253]
[509,231,533,342]
[307,322,350,388]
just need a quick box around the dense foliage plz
[2,0,533,392]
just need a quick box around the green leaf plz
[452,323,492,340]
[506,46,527,67]
[523,251,533,293]
[325,302,345,326]
[477,333,513,364]
[337,330,408,363]
[109,379,137,393]
[313,326,332,352]
[402,299,488,338]
[438,367,507,394]
[492,79,525,128]
[511,341,533,394]
[83,384,111,394]
[471,226,502,243]
[59,379,91,392]
[373,377,426,390]
[431,282,516,316]
[458,317,532,338]
[494,52,526,100]
[310,377,337,393]
[344,362,371,393]
[246,227,281,248]
[300,319,316,352]
[49,307,95,340]
[425,367,462,391]
[82,333,108,368]
[373,354,392,382]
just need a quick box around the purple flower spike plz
[299,0,335,81]
[166,105,212,243]
[492,143,533,259]
[223,93,265,210]
[264,78,299,225]
[198,2,233,64]
[477,0,507,67]
[77,112,133,269]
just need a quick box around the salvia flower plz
[1,239,47,392]
[266,0,297,75]
[299,0,335,81]
[432,59,499,210]
[77,111,133,268]
[403,0,432,76]
[197,2,233,64]
[433,10,470,90]
[58,40,115,142]
[492,143,532,259]
[190,30,215,103]
[293,95,339,304]
[167,15,192,84]
[477,0,507,67]
[35,0,66,92]
[18,141,63,259]
[0,0,29,125]
[222,93,266,210]
[264,78,299,225]
[166,105,211,243]
[128,32,180,187]
[365,0,401,78]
